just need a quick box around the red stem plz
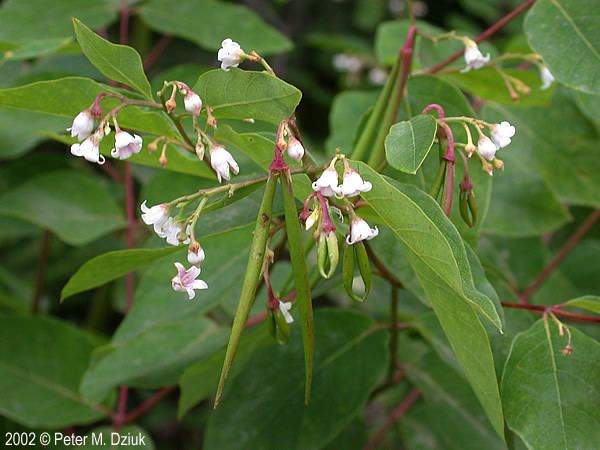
[121,386,175,425]
[143,36,174,71]
[362,388,421,450]
[519,209,600,304]
[425,0,537,74]
[119,1,129,45]
[502,302,600,323]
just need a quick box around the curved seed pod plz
[317,232,339,279]
[467,190,478,225]
[342,243,371,302]
[460,190,473,227]
[273,309,291,345]
[215,174,278,407]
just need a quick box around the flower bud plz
[165,97,177,113]
[286,137,305,162]
[184,91,202,116]
[493,158,504,170]
[187,242,205,266]
[195,139,205,160]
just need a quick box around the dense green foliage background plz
[0,0,599,449]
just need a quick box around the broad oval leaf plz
[204,309,388,450]
[0,315,109,428]
[502,320,600,449]
[385,114,437,174]
[525,0,600,94]
[193,69,302,125]
[0,170,125,246]
[140,0,292,55]
[356,162,505,439]
[61,247,180,301]
[563,295,600,315]
[73,19,153,99]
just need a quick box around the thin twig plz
[143,36,174,71]
[363,388,421,450]
[424,0,537,74]
[519,209,600,304]
[121,386,176,425]
[31,229,50,314]
[364,242,403,288]
[502,302,600,323]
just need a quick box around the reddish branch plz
[121,386,176,426]
[502,302,600,323]
[363,388,421,450]
[143,36,174,71]
[425,0,537,74]
[519,210,600,304]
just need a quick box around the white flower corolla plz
[490,121,516,149]
[332,54,363,73]
[111,130,142,160]
[540,65,555,90]
[171,262,208,299]
[346,217,379,245]
[218,38,244,71]
[187,244,205,266]
[477,136,497,161]
[161,219,191,246]
[184,91,203,116]
[210,145,239,183]
[337,169,372,198]
[70,135,105,165]
[368,68,388,86]
[67,110,94,141]
[140,201,170,234]
[312,166,340,197]
[286,137,305,162]
[278,300,294,324]
[461,40,490,72]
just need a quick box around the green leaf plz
[179,324,271,418]
[281,171,314,403]
[0,77,176,138]
[385,114,438,174]
[204,309,388,450]
[563,295,600,314]
[0,170,125,246]
[0,315,108,428]
[73,19,153,99]
[501,320,600,449]
[0,0,117,43]
[325,90,378,154]
[525,0,600,94]
[357,163,505,439]
[404,348,505,450]
[61,247,181,301]
[80,316,227,403]
[0,109,66,158]
[193,69,302,125]
[140,0,292,55]
[3,37,72,61]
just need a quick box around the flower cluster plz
[140,201,191,246]
[475,121,516,174]
[309,156,378,246]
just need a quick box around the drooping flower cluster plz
[475,121,516,173]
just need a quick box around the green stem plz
[214,173,279,407]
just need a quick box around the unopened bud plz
[148,140,158,153]
[159,143,168,167]
[493,158,504,170]
[317,232,339,279]
[465,143,477,158]
[195,140,205,160]
[562,345,572,357]
[243,118,255,124]
[187,242,205,266]
[305,208,320,230]
[482,161,493,176]
[165,97,177,113]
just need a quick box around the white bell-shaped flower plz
[111,130,142,160]
[140,201,170,233]
[490,121,515,149]
[71,135,105,165]
[68,110,94,141]
[461,41,490,72]
[346,217,379,245]
[210,145,239,183]
[171,262,208,299]
[278,300,294,324]
[184,91,203,116]
[540,65,555,90]
[478,136,497,161]
[218,38,244,71]
[338,169,372,197]
[162,219,191,246]
[286,137,305,162]
[312,166,340,197]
